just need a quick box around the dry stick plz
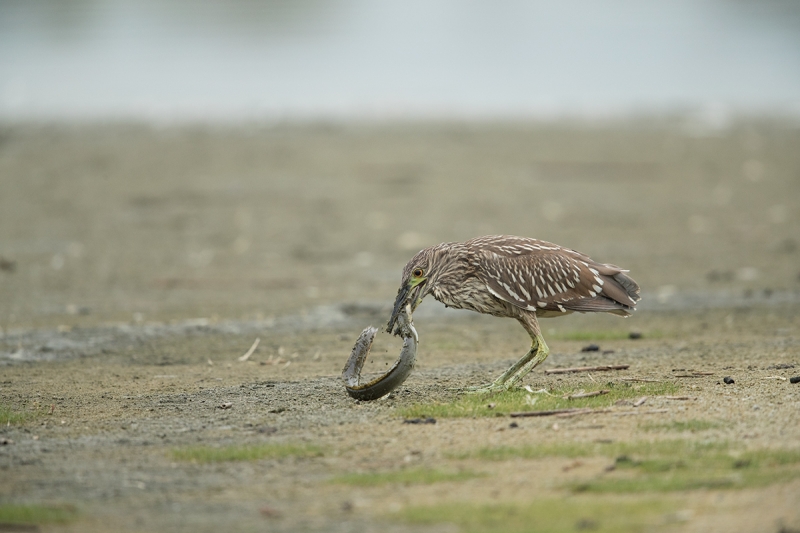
[664,396,693,400]
[524,386,555,396]
[633,396,648,407]
[673,371,714,377]
[238,337,261,362]
[620,378,661,383]
[613,409,669,416]
[764,376,787,381]
[511,407,610,418]
[510,399,674,418]
[555,408,612,418]
[564,389,610,400]
[544,364,630,375]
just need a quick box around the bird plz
[386,235,640,392]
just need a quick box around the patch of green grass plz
[398,498,673,533]
[743,448,800,467]
[573,443,800,493]
[452,438,717,461]
[450,441,603,461]
[0,404,38,425]
[331,468,481,487]
[399,381,680,419]
[455,440,800,493]
[640,419,721,433]
[171,442,323,463]
[0,504,79,525]
[574,464,800,493]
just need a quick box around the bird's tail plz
[593,265,640,316]
[613,271,640,305]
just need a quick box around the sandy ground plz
[1,120,799,532]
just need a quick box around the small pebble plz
[581,344,600,352]
[628,331,642,339]
[509,422,519,429]
[790,376,800,384]
[723,376,735,384]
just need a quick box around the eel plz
[342,304,418,401]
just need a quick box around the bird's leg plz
[501,334,549,389]
[465,312,548,394]
[465,335,549,393]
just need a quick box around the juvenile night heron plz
[387,235,640,392]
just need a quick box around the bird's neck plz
[429,252,475,308]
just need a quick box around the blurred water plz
[1,0,799,121]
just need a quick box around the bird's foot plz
[461,381,511,395]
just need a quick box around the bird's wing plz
[467,236,639,315]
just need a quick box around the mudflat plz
[1,121,799,532]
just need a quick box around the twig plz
[620,378,661,383]
[238,338,260,362]
[544,364,630,375]
[664,395,693,400]
[673,371,714,378]
[633,396,648,407]
[523,385,555,396]
[564,389,610,400]
[556,408,612,418]
[764,376,787,381]
[613,409,669,416]
[511,407,606,418]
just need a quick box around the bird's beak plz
[387,279,426,334]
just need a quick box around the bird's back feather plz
[463,235,640,317]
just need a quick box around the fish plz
[342,304,418,401]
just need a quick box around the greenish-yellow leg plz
[466,334,549,394]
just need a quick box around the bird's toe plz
[461,382,511,395]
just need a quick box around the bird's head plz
[386,245,447,334]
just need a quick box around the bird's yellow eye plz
[412,268,424,278]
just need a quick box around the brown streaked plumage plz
[387,235,640,392]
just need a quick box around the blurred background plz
[0,0,799,330]
[2,0,800,121]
